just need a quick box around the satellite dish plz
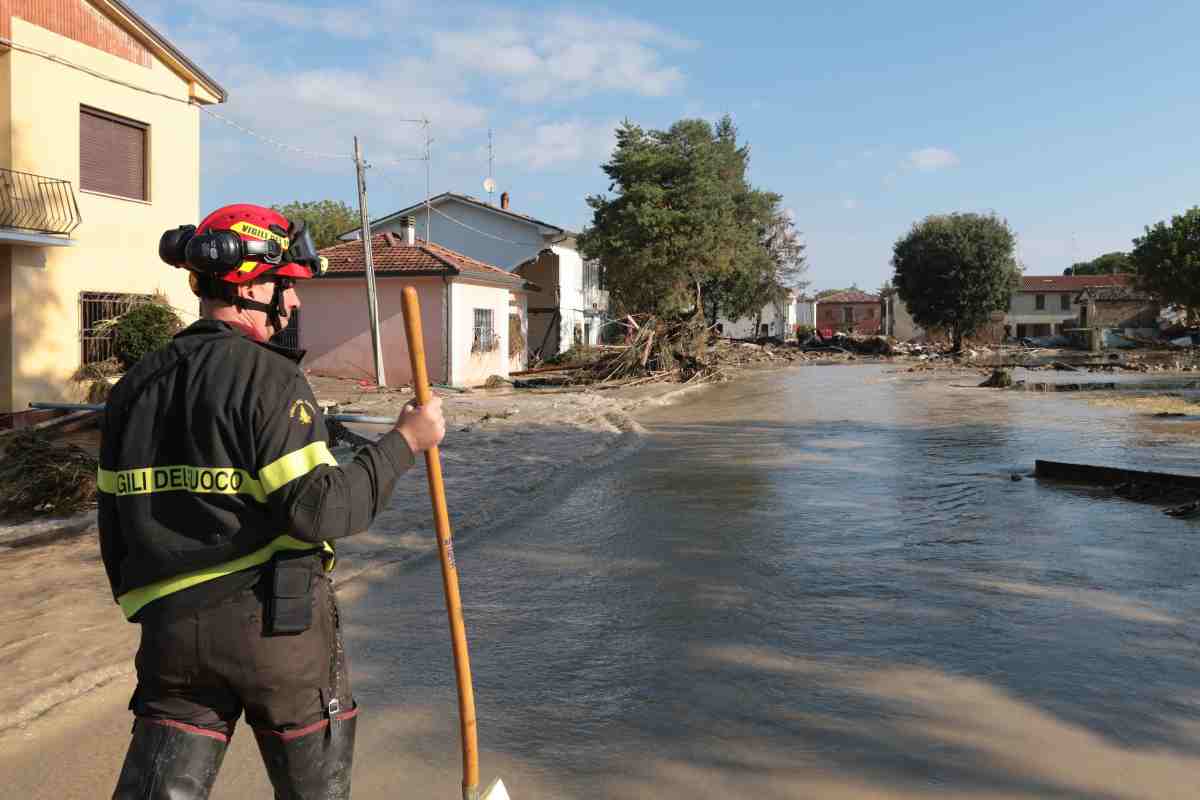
[483,177,496,194]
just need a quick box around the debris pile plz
[0,430,98,519]
[71,357,123,403]
[513,316,896,388]
[516,315,722,387]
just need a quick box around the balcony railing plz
[0,167,82,236]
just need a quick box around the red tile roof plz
[1019,274,1131,292]
[818,290,880,304]
[319,233,527,287]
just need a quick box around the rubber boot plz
[254,710,358,800]
[112,718,228,800]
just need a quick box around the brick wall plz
[817,302,881,335]
[1,0,152,67]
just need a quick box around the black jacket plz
[98,320,413,620]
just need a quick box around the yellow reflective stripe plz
[259,441,338,495]
[229,221,289,249]
[117,535,335,619]
[96,465,265,502]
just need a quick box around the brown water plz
[333,365,1200,798]
[8,364,1200,799]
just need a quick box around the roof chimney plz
[500,192,510,210]
[401,216,416,246]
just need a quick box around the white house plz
[794,295,817,328]
[1008,274,1131,339]
[515,247,607,357]
[342,192,605,356]
[718,291,798,339]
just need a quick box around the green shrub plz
[113,301,181,369]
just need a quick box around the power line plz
[429,205,545,247]
[2,36,195,107]
[199,106,349,160]
[356,167,548,248]
[4,35,429,165]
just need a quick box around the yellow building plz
[0,0,225,413]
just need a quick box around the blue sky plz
[136,0,1200,292]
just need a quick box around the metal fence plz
[80,291,153,365]
[0,167,82,235]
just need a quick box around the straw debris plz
[0,430,98,519]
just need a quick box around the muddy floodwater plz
[335,365,1200,799]
[6,363,1200,799]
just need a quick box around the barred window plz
[472,308,497,352]
[80,291,153,365]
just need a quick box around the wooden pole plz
[354,136,387,387]
[400,286,479,800]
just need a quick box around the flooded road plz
[337,365,1200,798]
[6,364,1200,798]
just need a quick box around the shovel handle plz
[400,286,480,798]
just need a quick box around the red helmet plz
[159,203,328,284]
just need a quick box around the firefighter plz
[101,204,445,799]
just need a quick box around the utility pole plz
[354,136,387,387]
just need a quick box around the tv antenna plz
[484,128,495,204]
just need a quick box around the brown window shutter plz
[80,107,147,201]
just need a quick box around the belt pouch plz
[266,551,315,636]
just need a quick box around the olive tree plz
[891,212,1019,351]
[1130,207,1200,323]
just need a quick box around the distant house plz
[1075,285,1159,336]
[302,223,536,388]
[717,291,798,339]
[815,290,881,335]
[1008,274,1132,339]
[341,192,605,355]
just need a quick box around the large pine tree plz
[579,116,805,321]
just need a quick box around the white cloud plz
[497,119,618,171]
[167,3,687,181]
[174,0,413,39]
[842,196,858,210]
[905,147,960,171]
[432,12,692,102]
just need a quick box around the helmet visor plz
[285,221,327,275]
